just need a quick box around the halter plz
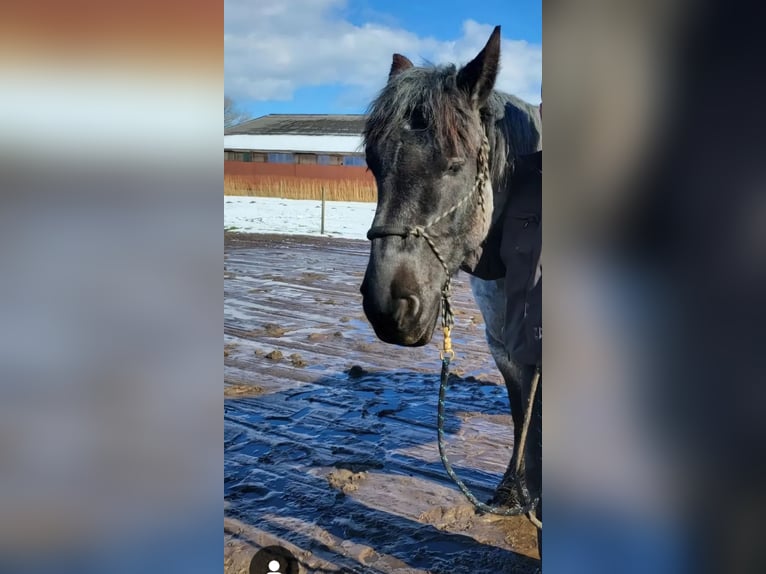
[366,132,492,342]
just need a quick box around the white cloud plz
[224,0,541,109]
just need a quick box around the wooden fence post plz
[320,187,326,234]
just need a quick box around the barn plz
[224,114,376,201]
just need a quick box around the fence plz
[224,174,376,203]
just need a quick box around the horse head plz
[360,27,502,346]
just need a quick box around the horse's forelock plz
[364,65,481,157]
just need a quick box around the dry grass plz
[224,175,377,202]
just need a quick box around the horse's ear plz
[457,25,501,108]
[389,53,414,81]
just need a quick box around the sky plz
[224,0,541,118]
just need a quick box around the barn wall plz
[224,161,374,183]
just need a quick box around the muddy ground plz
[224,233,539,573]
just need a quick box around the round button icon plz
[249,545,299,574]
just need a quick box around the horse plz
[359,26,542,527]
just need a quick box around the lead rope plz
[515,366,543,529]
[435,138,541,523]
[437,306,541,522]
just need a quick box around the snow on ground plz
[224,195,376,240]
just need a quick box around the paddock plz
[224,233,539,573]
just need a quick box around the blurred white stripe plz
[0,69,220,166]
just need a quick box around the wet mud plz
[225,233,539,573]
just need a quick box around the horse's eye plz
[447,159,465,174]
[408,108,428,131]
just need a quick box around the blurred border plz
[0,1,222,573]
[544,1,766,573]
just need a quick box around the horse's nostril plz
[405,294,421,317]
[393,294,420,324]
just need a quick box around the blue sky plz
[225,0,541,118]
[342,0,541,44]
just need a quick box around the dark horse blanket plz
[468,150,542,367]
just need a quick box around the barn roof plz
[226,114,366,136]
[224,134,364,154]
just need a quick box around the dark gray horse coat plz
[469,150,542,367]
[359,25,542,530]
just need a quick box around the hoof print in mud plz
[265,350,283,360]
[326,468,367,495]
[263,323,287,337]
[418,504,477,530]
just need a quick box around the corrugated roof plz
[226,114,366,136]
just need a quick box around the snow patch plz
[224,195,376,239]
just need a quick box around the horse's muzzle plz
[360,274,438,346]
